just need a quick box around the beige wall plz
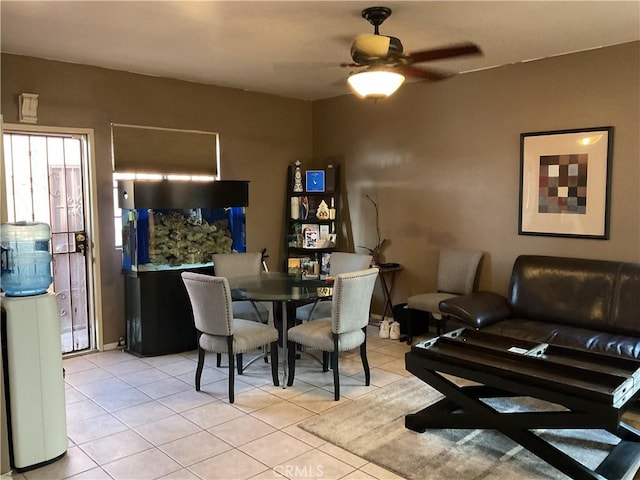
[1,54,313,345]
[1,42,638,342]
[312,42,640,308]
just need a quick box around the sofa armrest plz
[439,291,511,329]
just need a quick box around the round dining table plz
[227,272,333,386]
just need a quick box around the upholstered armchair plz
[181,272,279,403]
[406,248,483,344]
[286,267,379,400]
[212,252,270,324]
[295,252,372,323]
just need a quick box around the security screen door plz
[3,130,94,354]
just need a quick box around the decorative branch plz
[358,194,388,255]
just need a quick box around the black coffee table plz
[405,328,640,480]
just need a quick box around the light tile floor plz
[7,325,422,480]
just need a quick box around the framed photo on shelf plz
[305,170,325,192]
[301,223,320,248]
[287,257,301,276]
[519,126,613,239]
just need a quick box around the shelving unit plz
[284,164,340,278]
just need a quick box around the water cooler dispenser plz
[0,222,67,472]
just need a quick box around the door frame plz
[1,122,104,351]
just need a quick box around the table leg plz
[281,300,289,388]
[405,368,640,480]
[379,270,397,322]
[273,300,295,388]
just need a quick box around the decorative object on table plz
[519,126,613,239]
[293,160,304,192]
[358,194,388,264]
[315,199,330,220]
[306,169,325,192]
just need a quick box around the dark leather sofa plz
[439,255,640,359]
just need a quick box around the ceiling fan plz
[343,6,482,97]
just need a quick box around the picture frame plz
[519,126,613,239]
[301,223,320,249]
[305,170,325,192]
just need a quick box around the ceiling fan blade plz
[409,42,482,63]
[396,65,450,81]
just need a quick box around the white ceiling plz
[1,1,639,101]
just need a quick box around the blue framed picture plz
[305,170,325,192]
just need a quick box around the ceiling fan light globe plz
[347,70,405,99]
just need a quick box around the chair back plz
[332,268,379,334]
[329,252,373,276]
[181,272,233,336]
[213,252,263,278]
[436,248,483,295]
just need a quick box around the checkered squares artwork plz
[538,154,588,214]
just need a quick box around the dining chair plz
[181,272,279,403]
[295,252,372,323]
[212,252,270,324]
[405,248,483,344]
[287,267,379,400]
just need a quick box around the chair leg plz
[332,334,340,401]
[236,353,243,375]
[407,308,415,345]
[322,351,329,372]
[360,327,370,386]
[287,340,296,387]
[270,341,279,387]
[195,345,205,391]
[441,314,449,334]
[216,353,222,367]
[227,337,235,404]
[431,313,441,336]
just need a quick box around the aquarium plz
[118,180,249,272]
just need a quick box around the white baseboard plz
[102,341,120,351]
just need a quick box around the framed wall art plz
[519,126,613,239]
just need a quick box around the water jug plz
[1,222,53,296]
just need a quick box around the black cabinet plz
[125,266,213,356]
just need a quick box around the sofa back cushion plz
[508,255,640,336]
